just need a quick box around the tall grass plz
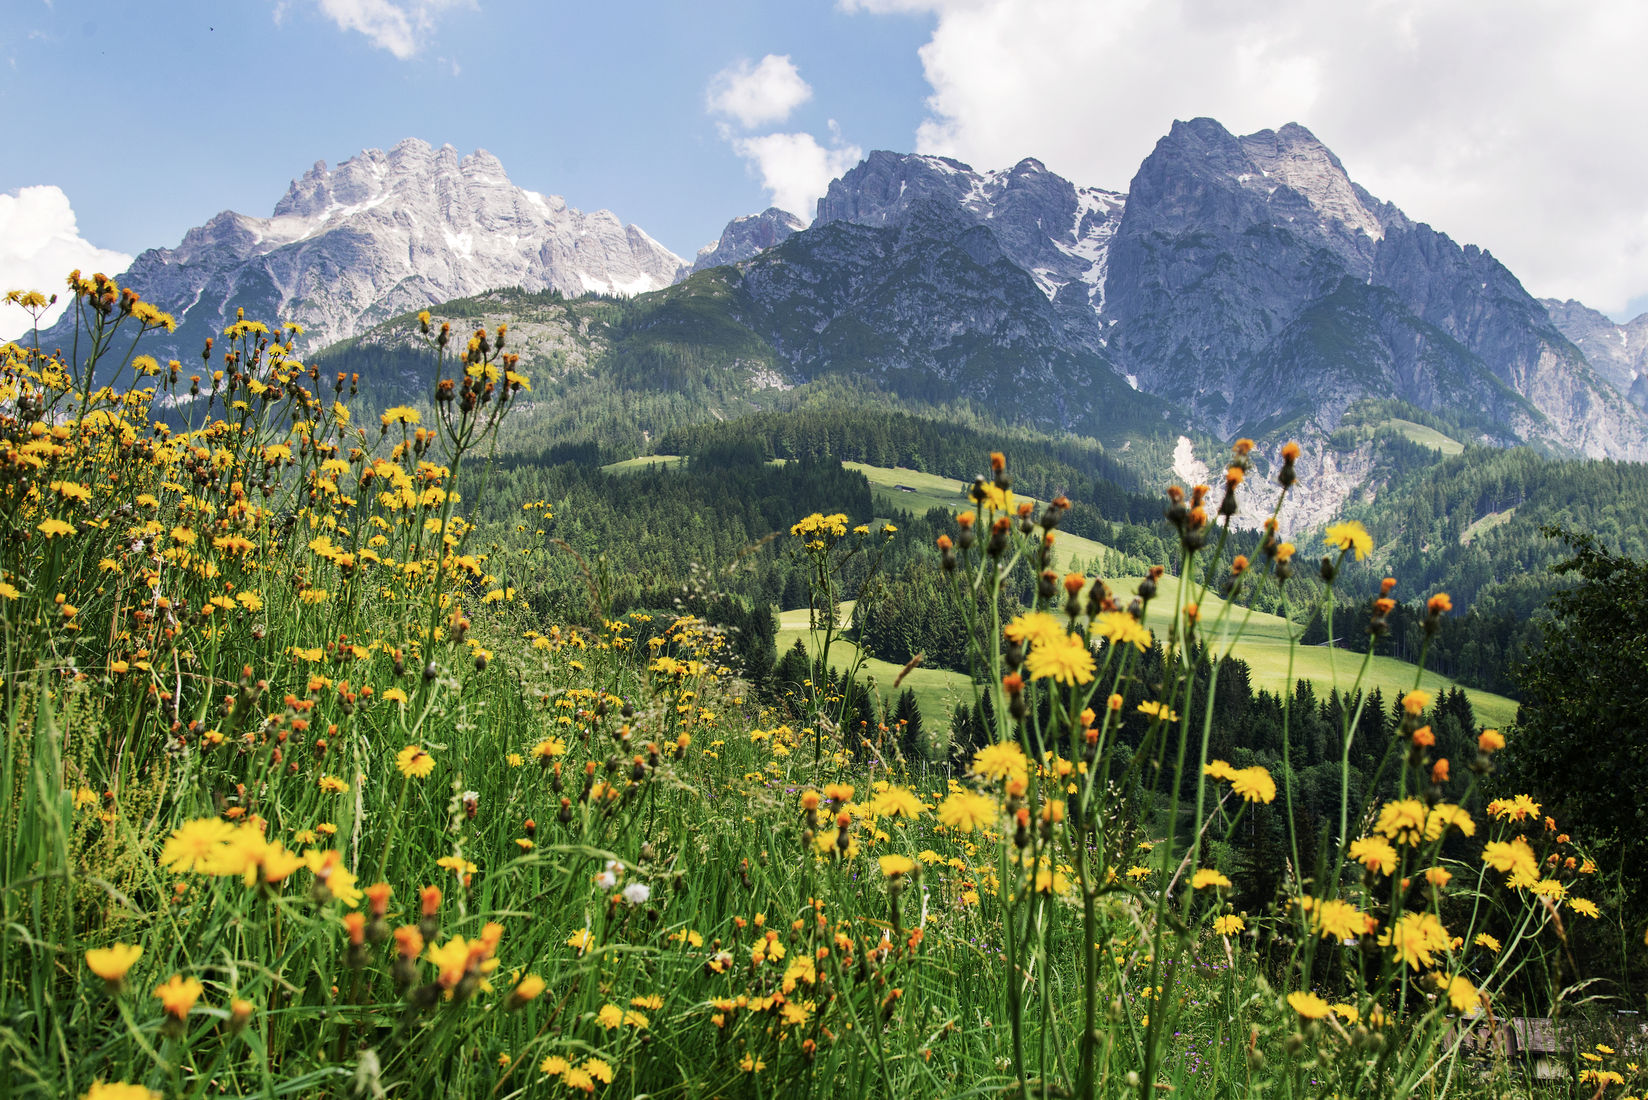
[0,278,1633,1099]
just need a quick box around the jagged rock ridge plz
[1540,299,1648,409]
[687,208,804,276]
[787,122,1648,461]
[42,138,683,360]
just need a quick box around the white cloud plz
[0,186,132,341]
[731,129,864,223]
[707,54,814,128]
[312,0,471,60]
[848,0,1648,316]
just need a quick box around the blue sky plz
[0,1,932,260]
[4,0,1648,331]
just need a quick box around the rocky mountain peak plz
[687,208,805,276]
[48,139,685,362]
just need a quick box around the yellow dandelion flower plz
[936,790,998,832]
[153,974,203,1019]
[972,741,1027,780]
[1323,520,1373,560]
[1023,632,1096,685]
[1287,991,1332,1019]
[871,785,923,819]
[1230,765,1276,804]
[878,854,917,877]
[80,1083,161,1100]
[1348,836,1398,876]
[1191,868,1230,890]
[395,745,435,779]
[85,944,143,982]
[1378,911,1450,970]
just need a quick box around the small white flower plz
[621,882,651,906]
[594,871,617,891]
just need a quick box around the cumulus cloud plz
[0,186,132,341]
[731,129,864,222]
[846,0,1648,316]
[312,0,471,60]
[707,54,814,128]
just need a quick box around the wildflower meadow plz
[0,277,1639,1099]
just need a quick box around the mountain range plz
[31,124,1648,472]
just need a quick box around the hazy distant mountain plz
[687,208,804,275]
[37,138,683,361]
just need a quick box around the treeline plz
[1335,440,1648,614]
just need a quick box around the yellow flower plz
[878,854,917,877]
[1137,700,1178,723]
[1309,897,1370,941]
[1092,610,1152,652]
[1374,798,1428,847]
[1003,611,1065,650]
[1474,932,1502,953]
[80,1083,161,1100]
[1287,991,1332,1019]
[382,687,408,704]
[510,974,546,1003]
[0,582,19,599]
[85,943,143,982]
[1482,837,1539,882]
[1191,868,1230,890]
[582,1058,613,1084]
[318,775,348,794]
[971,742,1027,781]
[153,974,204,1019]
[871,785,923,819]
[1348,836,1398,876]
[1486,794,1540,822]
[1378,911,1451,970]
[1213,914,1245,935]
[1323,520,1373,560]
[425,936,482,989]
[159,817,236,873]
[1424,803,1475,841]
[1229,765,1276,804]
[1023,632,1096,685]
[566,929,593,953]
[381,406,421,427]
[596,1003,624,1029]
[37,518,75,539]
[1569,898,1601,918]
[395,745,435,779]
[1445,974,1480,1013]
[936,790,998,833]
